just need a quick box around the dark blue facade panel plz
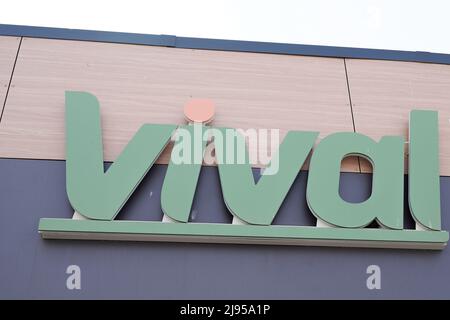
[1,24,450,65]
[0,158,448,299]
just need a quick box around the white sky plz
[1,0,450,54]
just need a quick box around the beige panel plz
[346,58,450,175]
[0,37,358,171]
[0,36,20,112]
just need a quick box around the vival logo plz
[38,91,449,250]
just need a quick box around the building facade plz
[0,24,450,299]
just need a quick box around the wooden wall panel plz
[0,36,20,112]
[346,59,450,175]
[0,37,359,171]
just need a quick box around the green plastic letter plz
[307,132,404,229]
[214,128,318,225]
[409,110,441,230]
[161,124,208,222]
[66,91,176,220]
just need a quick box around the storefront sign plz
[38,92,449,249]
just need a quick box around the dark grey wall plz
[0,158,448,299]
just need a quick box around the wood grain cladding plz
[0,37,359,171]
[345,59,450,175]
[0,36,20,112]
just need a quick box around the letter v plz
[214,129,318,225]
[65,91,176,220]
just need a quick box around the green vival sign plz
[38,91,449,250]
